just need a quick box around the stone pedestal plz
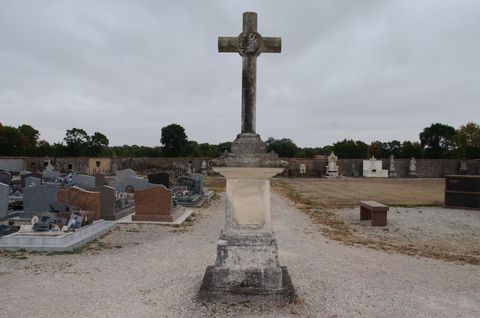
[200,168,296,301]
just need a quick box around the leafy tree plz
[198,143,220,157]
[88,132,109,156]
[0,124,25,156]
[369,141,383,158]
[160,123,188,157]
[398,141,424,158]
[218,142,232,153]
[187,141,200,157]
[419,123,457,158]
[64,128,90,156]
[295,148,315,158]
[18,124,39,155]
[266,137,299,157]
[369,140,401,158]
[51,142,69,157]
[333,139,369,158]
[454,122,480,158]
[36,140,51,156]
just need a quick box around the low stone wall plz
[280,158,480,178]
[1,156,479,178]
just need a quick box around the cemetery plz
[1,4,480,318]
[0,165,212,251]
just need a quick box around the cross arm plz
[262,37,281,53]
[218,37,238,53]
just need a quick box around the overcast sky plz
[0,0,479,148]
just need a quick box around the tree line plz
[0,122,479,159]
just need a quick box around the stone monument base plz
[325,171,339,178]
[199,266,296,303]
[231,133,266,155]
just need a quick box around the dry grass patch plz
[205,176,226,192]
[273,178,480,265]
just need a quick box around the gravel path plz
[0,192,479,317]
[333,206,480,258]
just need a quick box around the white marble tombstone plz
[388,154,397,177]
[409,157,417,177]
[299,163,306,175]
[363,156,388,178]
[325,152,339,177]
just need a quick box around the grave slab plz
[0,220,117,252]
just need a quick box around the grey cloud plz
[0,0,479,147]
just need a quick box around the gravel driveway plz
[0,192,479,317]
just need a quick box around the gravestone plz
[192,173,213,197]
[95,173,107,186]
[19,170,31,176]
[444,175,480,209]
[177,176,196,191]
[192,174,204,195]
[133,185,184,222]
[57,186,101,220]
[200,12,295,301]
[25,176,41,187]
[0,171,11,186]
[116,168,136,180]
[0,182,9,218]
[121,176,149,193]
[20,172,33,187]
[23,183,60,217]
[408,157,417,177]
[325,152,339,177]
[114,169,148,193]
[459,159,468,175]
[299,163,306,175]
[148,172,170,188]
[93,185,118,220]
[72,174,96,190]
[389,154,397,177]
[43,170,61,181]
[363,157,388,178]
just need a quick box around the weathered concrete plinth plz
[199,167,296,302]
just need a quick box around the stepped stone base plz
[199,266,296,302]
[199,231,296,302]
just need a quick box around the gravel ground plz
[0,192,479,317]
[333,206,480,257]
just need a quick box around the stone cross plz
[218,12,281,134]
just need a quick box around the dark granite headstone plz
[95,173,107,186]
[23,183,60,217]
[148,172,170,188]
[177,176,195,191]
[0,171,11,186]
[72,174,96,190]
[21,172,33,187]
[193,174,205,195]
[25,176,41,187]
[0,182,9,218]
[94,185,116,219]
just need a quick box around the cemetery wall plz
[0,158,25,172]
[0,157,111,174]
[1,156,479,178]
[279,158,480,178]
[116,157,212,175]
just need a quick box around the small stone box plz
[360,200,389,226]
